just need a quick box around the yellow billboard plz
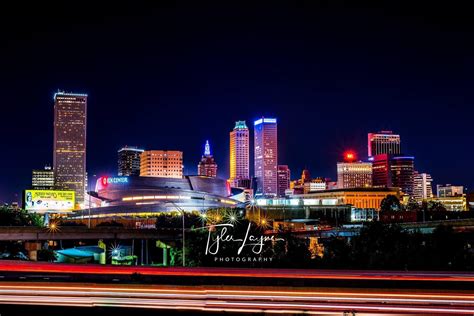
[24,190,75,212]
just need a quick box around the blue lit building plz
[254,117,278,197]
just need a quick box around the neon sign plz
[100,176,129,187]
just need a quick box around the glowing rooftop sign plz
[254,118,277,125]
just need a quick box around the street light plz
[164,200,186,267]
[87,174,97,229]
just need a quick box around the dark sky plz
[1,1,473,202]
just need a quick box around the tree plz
[406,197,420,211]
[37,249,57,262]
[380,195,401,212]
[427,201,447,212]
[0,207,43,227]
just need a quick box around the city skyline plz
[1,2,474,202]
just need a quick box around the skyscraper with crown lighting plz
[198,140,218,177]
[229,121,250,187]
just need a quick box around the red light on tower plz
[344,151,357,162]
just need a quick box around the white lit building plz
[413,171,433,202]
[337,162,372,189]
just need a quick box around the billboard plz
[24,190,75,212]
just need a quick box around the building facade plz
[140,150,183,178]
[277,165,290,197]
[430,196,467,211]
[372,154,392,188]
[337,162,372,189]
[118,146,144,176]
[368,130,401,158]
[413,171,433,202]
[254,117,278,196]
[372,154,415,197]
[197,140,218,177]
[390,156,415,197]
[257,187,401,211]
[53,92,87,207]
[229,121,250,187]
[437,184,464,197]
[32,165,55,190]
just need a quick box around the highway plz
[1,282,474,314]
[1,261,474,282]
[2,261,474,314]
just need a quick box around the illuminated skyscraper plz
[53,91,87,207]
[277,165,291,197]
[140,150,183,178]
[198,140,218,177]
[372,154,415,196]
[390,156,415,197]
[118,146,144,176]
[413,171,433,202]
[254,117,278,196]
[229,121,250,187]
[368,131,401,158]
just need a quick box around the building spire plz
[204,140,211,156]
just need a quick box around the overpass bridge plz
[0,226,178,241]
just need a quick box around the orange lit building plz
[293,187,401,210]
[229,121,250,187]
[140,150,183,178]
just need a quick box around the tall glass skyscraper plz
[254,117,278,196]
[229,121,249,187]
[53,91,87,207]
[118,146,144,176]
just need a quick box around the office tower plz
[372,154,392,188]
[197,140,218,177]
[32,165,55,190]
[254,117,278,196]
[229,121,250,187]
[53,91,87,206]
[437,184,464,197]
[337,161,373,189]
[372,154,415,196]
[413,171,434,201]
[277,165,291,197]
[140,150,183,178]
[368,131,401,158]
[301,169,311,183]
[118,146,144,176]
[390,156,415,197]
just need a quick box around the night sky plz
[1,2,473,202]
